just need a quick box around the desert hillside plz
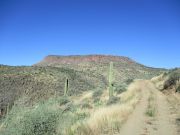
[0,55,165,116]
[35,55,165,83]
[1,55,175,135]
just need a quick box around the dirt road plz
[119,80,178,135]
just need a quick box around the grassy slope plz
[0,80,143,135]
[0,65,105,114]
[0,56,166,115]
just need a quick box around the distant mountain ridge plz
[35,55,164,69]
[35,54,166,84]
[35,55,136,65]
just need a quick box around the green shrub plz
[146,107,156,117]
[146,94,156,117]
[0,97,76,135]
[75,111,89,121]
[81,103,92,109]
[106,96,120,105]
[125,79,134,85]
[93,97,100,104]
[94,100,103,107]
[79,100,92,109]
[92,88,104,104]
[114,84,127,94]
[92,89,103,98]
[2,104,60,135]
[56,96,70,106]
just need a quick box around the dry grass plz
[166,93,180,113]
[151,74,166,90]
[72,91,93,105]
[120,81,142,103]
[67,81,142,135]
[151,74,164,83]
[146,91,156,117]
[0,122,4,132]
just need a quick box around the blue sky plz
[0,0,180,68]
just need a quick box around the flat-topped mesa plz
[35,55,137,66]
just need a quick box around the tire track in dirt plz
[119,80,150,135]
[119,80,178,135]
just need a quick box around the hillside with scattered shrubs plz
[0,55,167,135]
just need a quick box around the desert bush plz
[1,105,60,135]
[72,103,135,135]
[163,80,172,89]
[114,84,127,94]
[164,72,180,89]
[146,94,156,117]
[79,100,92,109]
[68,80,143,135]
[125,78,134,85]
[75,109,90,121]
[92,89,103,98]
[94,100,103,107]
[54,96,70,106]
[106,96,120,105]
[92,88,103,103]
[146,106,156,117]
[0,97,77,135]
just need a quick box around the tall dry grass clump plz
[68,80,142,135]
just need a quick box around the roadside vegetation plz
[151,68,180,93]
[151,68,180,134]
[67,81,142,135]
[163,68,180,92]
[146,91,156,117]
[0,78,140,135]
